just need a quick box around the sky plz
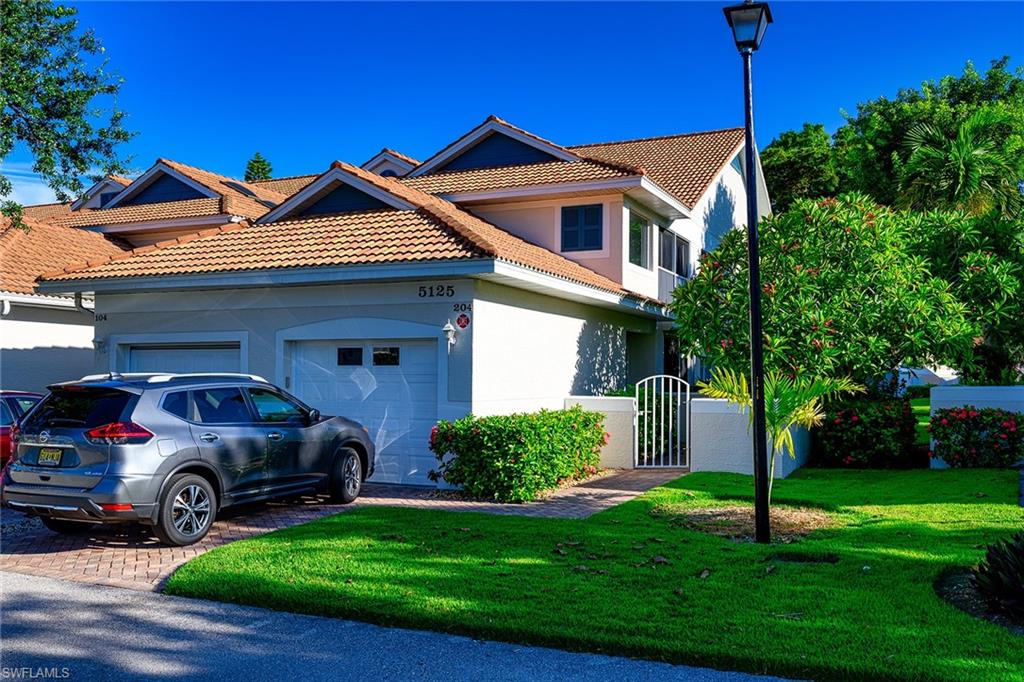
[6,1,1023,204]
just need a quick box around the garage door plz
[128,344,241,374]
[292,339,437,485]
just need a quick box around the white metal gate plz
[634,375,690,468]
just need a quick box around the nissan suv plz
[1,373,375,546]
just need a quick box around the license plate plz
[37,448,62,467]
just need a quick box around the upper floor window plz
[730,154,743,175]
[561,204,602,252]
[98,192,118,207]
[659,228,691,277]
[628,212,651,269]
[380,169,398,178]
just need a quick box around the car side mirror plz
[307,409,321,425]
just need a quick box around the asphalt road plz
[0,572,795,682]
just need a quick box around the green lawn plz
[165,470,1024,682]
[912,396,931,445]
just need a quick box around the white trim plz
[275,317,450,415]
[103,162,219,209]
[82,214,242,234]
[71,178,130,210]
[258,167,417,224]
[0,291,92,310]
[409,119,579,177]
[362,151,417,175]
[107,331,249,373]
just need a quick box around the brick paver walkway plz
[0,469,685,592]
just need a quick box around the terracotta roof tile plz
[158,158,287,219]
[22,202,75,221]
[108,175,133,187]
[0,215,129,296]
[571,128,745,207]
[45,163,643,301]
[401,159,634,195]
[248,174,318,196]
[379,148,420,166]
[50,198,224,228]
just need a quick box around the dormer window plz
[561,204,602,252]
[98,192,118,207]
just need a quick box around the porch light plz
[442,320,458,352]
[723,1,772,52]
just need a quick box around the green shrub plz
[903,385,932,400]
[929,406,1023,467]
[815,397,918,468]
[428,407,606,503]
[973,531,1024,619]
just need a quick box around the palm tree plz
[698,369,864,501]
[898,107,1022,218]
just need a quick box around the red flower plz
[851,415,860,423]
[940,418,948,426]
[429,425,439,447]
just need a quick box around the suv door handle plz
[267,432,283,441]
[199,433,219,443]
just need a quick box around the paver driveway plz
[0,469,683,591]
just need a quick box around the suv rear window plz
[22,388,134,431]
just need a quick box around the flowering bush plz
[816,397,918,468]
[929,406,1023,467]
[428,406,606,503]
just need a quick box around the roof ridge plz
[40,220,251,280]
[249,172,319,184]
[378,148,420,165]
[570,126,746,149]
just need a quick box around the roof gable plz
[409,116,579,177]
[361,148,419,177]
[259,162,417,223]
[120,173,206,205]
[297,181,392,216]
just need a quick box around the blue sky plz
[6,1,1022,204]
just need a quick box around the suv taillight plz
[85,422,154,445]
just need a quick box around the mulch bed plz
[935,568,1024,636]
[652,504,838,543]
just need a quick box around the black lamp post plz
[723,0,773,545]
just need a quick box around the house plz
[16,116,768,484]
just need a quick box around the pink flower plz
[603,432,611,445]
[429,425,439,447]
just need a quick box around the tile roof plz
[378,148,420,166]
[22,202,75,221]
[50,198,224,228]
[0,214,129,296]
[570,128,745,207]
[401,159,636,195]
[157,158,287,219]
[108,175,133,187]
[248,174,318,196]
[44,162,643,301]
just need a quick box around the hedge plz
[929,406,1023,467]
[428,406,606,503]
[815,397,919,468]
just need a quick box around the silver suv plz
[1,373,375,546]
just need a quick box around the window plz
[0,401,12,427]
[380,169,398,178]
[731,154,743,175]
[337,347,363,366]
[373,347,400,366]
[249,388,306,424]
[98,191,118,207]
[660,228,691,277]
[629,211,651,268]
[561,204,602,252]
[162,391,190,420]
[193,387,251,424]
[12,397,39,416]
[23,388,133,430]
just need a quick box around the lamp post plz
[723,0,773,544]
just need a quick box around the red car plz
[1,391,43,466]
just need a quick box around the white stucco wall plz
[0,303,96,392]
[470,280,656,416]
[690,398,808,478]
[930,385,1024,469]
[564,396,635,469]
[690,158,750,255]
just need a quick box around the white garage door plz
[292,339,437,485]
[128,344,241,374]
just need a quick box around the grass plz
[165,470,1024,682]
[911,396,931,445]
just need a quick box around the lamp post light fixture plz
[723,0,773,545]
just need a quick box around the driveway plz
[0,572,793,682]
[0,469,684,590]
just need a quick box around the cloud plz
[1,163,59,205]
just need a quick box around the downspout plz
[74,292,94,316]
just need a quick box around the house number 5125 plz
[418,285,455,298]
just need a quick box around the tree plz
[671,194,976,384]
[698,368,863,500]
[760,123,839,212]
[912,210,1024,384]
[899,106,1023,218]
[244,152,273,182]
[1,0,132,226]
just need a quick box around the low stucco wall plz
[565,396,635,469]
[690,398,808,478]
[930,386,1024,469]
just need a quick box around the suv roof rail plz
[144,373,269,384]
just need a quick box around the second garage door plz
[292,339,438,485]
[128,344,241,374]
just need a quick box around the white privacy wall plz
[565,396,635,469]
[930,385,1024,469]
[690,398,808,478]
[0,304,96,392]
